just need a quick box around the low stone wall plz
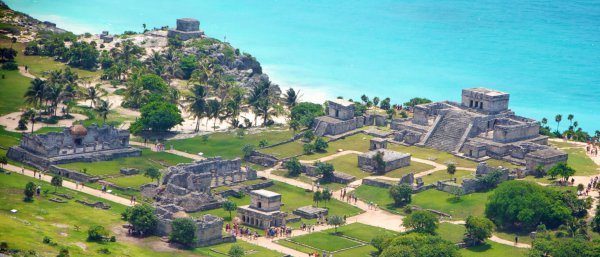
[332,171,356,184]
[413,184,435,193]
[260,132,305,149]
[217,180,274,198]
[48,165,99,183]
[362,178,394,188]
[246,151,279,167]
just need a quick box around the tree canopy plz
[402,211,439,234]
[132,100,183,133]
[290,102,324,129]
[389,184,412,207]
[126,204,158,235]
[485,180,573,230]
[170,218,197,247]
[464,216,495,245]
[378,233,459,257]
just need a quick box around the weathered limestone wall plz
[327,100,355,120]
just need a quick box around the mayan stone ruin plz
[167,18,205,40]
[7,124,141,170]
[390,87,567,171]
[358,149,411,173]
[237,189,287,229]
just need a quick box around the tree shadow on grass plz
[446,197,463,204]
[464,243,492,252]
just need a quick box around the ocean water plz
[6,0,600,132]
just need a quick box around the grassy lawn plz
[275,223,393,257]
[384,161,436,178]
[412,189,491,220]
[260,139,305,159]
[437,222,466,243]
[388,144,479,168]
[353,185,400,214]
[0,125,22,155]
[564,148,599,176]
[170,129,295,159]
[326,153,371,179]
[0,70,30,115]
[1,40,100,79]
[549,140,580,149]
[271,169,317,186]
[460,241,528,257]
[192,181,362,223]
[104,174,155,189]
[57,149,192,177]
[420,169,474,185]
[0,172,283,257]
[300,134,374,161]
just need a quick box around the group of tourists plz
[32,169,44,180]
[308,251,333,257]
[225,223,259,239]
[586,142,598,157]
[339,188,358,205]
[265,225,292,238]
[367,201,379,210]
[129,195,137,205]
[579,176,599,196]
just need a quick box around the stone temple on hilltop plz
[237,189,287,229]
[391,87,567,171]
[7,124,141,170]
[167,18,204,40]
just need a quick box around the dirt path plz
[0,112,88,132]
[3,163,133,206]
[129,141,206,161]
[18,66,37,79]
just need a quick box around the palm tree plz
[541,117,548,127]
[186,85,208,132]
[95,99,112,125]
[207,99,222,131]
[24,78,46,108]
[284,88,300,108]
[224,86,245,127]
[44,83,64,116]
[567,114,574,127]
[555,114,562,132]
[248,80,273,126]
[84,84,104,108]
[22,109,36,133]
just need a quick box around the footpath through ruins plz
[17,138,600,254]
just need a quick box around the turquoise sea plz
[6,0,600,132]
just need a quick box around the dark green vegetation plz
[485,180,588,230]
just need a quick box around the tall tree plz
[95,99,112,125]
[567,114,574,127]
[555,114,562,132]
[186,85,208,132]
[207,99,222,130]
[284,88,299,108]
[84,84,104,108]
[24,78,46,108]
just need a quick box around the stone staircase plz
[424,111,473,152]
[313,120,328,137]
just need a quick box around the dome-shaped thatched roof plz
[70,124,87,137]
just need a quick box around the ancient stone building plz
[237,190,287,229]
[150,157,257,212]
[358,149,411,173]
[167,18,204,40]
[313,99,364,136]
[370,138,388,150]
[7,124,141,169]
[390,88,567,171]
[155,204,234,247]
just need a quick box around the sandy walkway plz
[0,112,89,132]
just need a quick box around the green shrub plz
[87,225,108,241]
[1,61,18,70]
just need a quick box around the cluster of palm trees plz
[541,114,592,141]
[22,68,111,131]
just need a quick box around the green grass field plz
[300,134,374,161]
[170,129,295,159]
[563,148,599,176]
[412,189,491,220]
[0,70,30,115]
[260,139,305,159]
[460,241,528,257]
[275,223,394,257]
[353,184,401,214]
[436,222,466,243]
[0,171,283,257]
[326,153,371,179]
[384,161,436,178]
[0,40,100,79]
[420,169,474,185]
[193,181,362,224]
[104,174,155,188]
[57,149,192,177]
